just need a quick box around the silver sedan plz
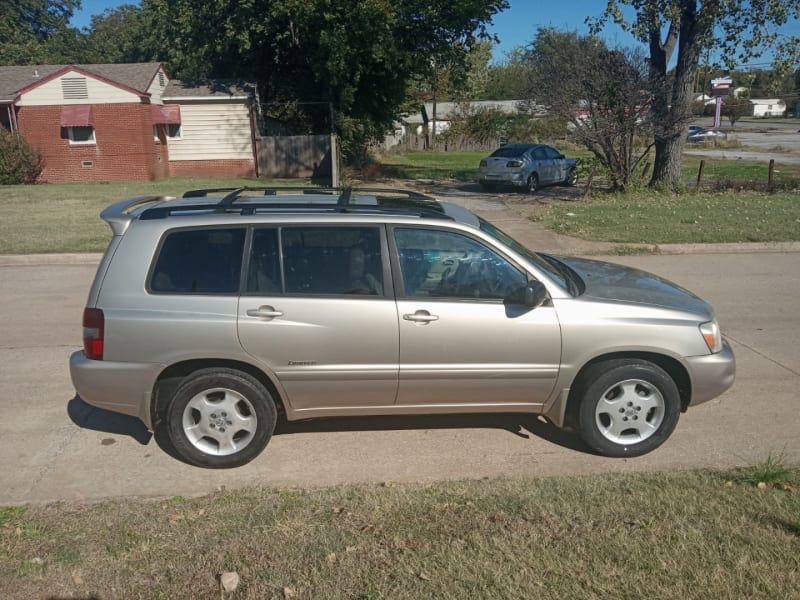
[478,143,578,193]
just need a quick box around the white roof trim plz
[162,95,249,101]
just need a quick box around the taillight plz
[479,159,488,167]
[506,160,523,167]
[83,308,104,360]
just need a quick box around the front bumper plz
[69,350,163,429]
[684,339,736,405]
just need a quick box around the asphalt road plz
[1,252,798,505]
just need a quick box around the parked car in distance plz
[478,144,578,193]
[70,187,735,469]
[688,127,728,143]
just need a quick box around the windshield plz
[489,146,529,158]
[478,218,578,294]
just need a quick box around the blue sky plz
[70,0,635,59]
[71,0,798,66]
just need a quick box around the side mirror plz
[506,280,548,308]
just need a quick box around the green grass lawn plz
[0,177,307,254]
[532,190,800,244]
[681,155,800,188]
[1,150,798,254]
[376,150,488,181]
[2,464,798,599]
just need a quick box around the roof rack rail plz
[182,186,431,201]
[140,186,450,221]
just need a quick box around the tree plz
[592,0,800,190]
[523,29,653,190]
[139,0,507,161]
[483,47,536,100]
[82,5,163,64]
[0,0,80,64]
[722,94,752,126]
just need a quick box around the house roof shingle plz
[163,79,256,99]
[0,63,163,102]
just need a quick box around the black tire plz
[526,174,539,194]
[574,359,680,458]
[167,367,277,468]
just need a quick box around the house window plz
[62,77,89,100]
[166,124,182,139]
[153,125,161,141]
[67,126,95,144]
[768,105,773,110]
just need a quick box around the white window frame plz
[67,126,96,145]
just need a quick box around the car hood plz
[555,256,712,317]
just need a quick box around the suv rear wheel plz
[167,368,277,468]
[574,359,680,457]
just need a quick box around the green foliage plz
[139,0,507,162]
[522,28,652,190]
[483,47,535,100]
[0,0,80,64]
[734,452,796,488]
[722,95,754,126]
[0,131,43,185]
[591,0,800,190]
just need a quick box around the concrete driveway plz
[1,247,798,506]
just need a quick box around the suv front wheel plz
[574,359,681,457]
[167,368,277,468]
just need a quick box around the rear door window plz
[150,228,246,294]
[281,226,385,296]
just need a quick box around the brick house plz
[0,63,259,182]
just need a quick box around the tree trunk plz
[647,0,705,190]
[650,134,686,188]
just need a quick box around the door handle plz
[246,306,284,319]
[403,311,439,323]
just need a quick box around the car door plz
[544,146,567,183]
[391,226,562,408]
[531,146,555,184]
[237,225,399,412]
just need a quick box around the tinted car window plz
[532,147,547,160]
[282,227,383,296]
[247,228,281,294]
[490,145,530,158]
[395,228,527,300]
[544,146,562,159]
[151,228,245,294]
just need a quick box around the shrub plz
[0,130,43,185]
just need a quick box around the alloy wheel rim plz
[182,387,257,456]
[594,379,665,445]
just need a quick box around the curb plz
[0,253,104,266]
[654,241,800,255]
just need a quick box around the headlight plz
[699,320,723,353]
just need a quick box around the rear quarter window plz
[150,228,246,294]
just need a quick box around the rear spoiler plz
[99,195,176,235]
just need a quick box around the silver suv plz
[70,187,735,468]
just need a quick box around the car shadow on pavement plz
[67,395,152,445]
[274,413,592,454]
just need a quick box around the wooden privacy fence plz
[257,134,337,183]
[392,134,501,153]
